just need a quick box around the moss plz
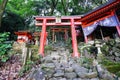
[45,45,53,51]
[116,71,120,77]
[31,48,39,61]
[101,58,120,76]
[79,57,93,68]
[101,45,109,55]
[106,65,120,73]
[106,39,116,47]
[101,58,120,66]
[27,45,39,49]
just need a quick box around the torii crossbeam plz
[35,16,81,57]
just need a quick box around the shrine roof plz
[83,0,116,16]
[80,0,120,22]
[15,31,31,35]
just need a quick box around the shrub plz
[0,32,12,62]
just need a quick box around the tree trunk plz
[61,0,68,15]
[0,0,8,28]
[50,0,58,15]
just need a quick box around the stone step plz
[27,46,116,80]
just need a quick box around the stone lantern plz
[95,40,103,62]
[95,40,102,54]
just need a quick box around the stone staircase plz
[27,45,117,80]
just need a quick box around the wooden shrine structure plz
[35,0,120,57]
[51,28,69,42]
[80,0,120,42]
[15,31,33,43]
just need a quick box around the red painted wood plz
[70,18,80,57]
[39,19,47,56]
[116,26,120,36]
[80,0,120,22]
[15,31,32,43]
[35,16,81,57]
[84,36,88,43]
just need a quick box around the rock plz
[72,65,89,78]
[93,59,98,67]
[49,78,58,80]
[74,66,88,73]
[96,65,104,78]
[27,68,45,80]
[65,67,74,72]
[107,56,115,61]
[89,69,93,73]
[118,77,120,80]
[60,62,69,68]
[85,72,98,79]
[73,78,83,80]
[68,58,76,66]
[53,72,64,77]
[54,63,62,70]
[64,72,77,79]
[60,47,65,51]
[77,72,86,78]
[90,78,99,80]
[67,79,73,80]
[46,69,55,73]
[45,71,54,78]
[114,52,120,57]
[115,57,120,61]
[41,63,55,69]
[41,56,53,63]
[58,78,67,80]
[50,53,61,60]
[55,69,64,73]
[102,73,114,80]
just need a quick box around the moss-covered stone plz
[101,58,120,77]
[106,65,120,73]
[101,44,109,55]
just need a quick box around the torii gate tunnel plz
[35,16,81,57]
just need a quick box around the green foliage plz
[19,60,33,76]
[82,57,93,64]
[78,57,93,69]
[1,11,25,31]
[101,39,120,56]
[6,0,109,17]
[1,11,25,40]
[106,39,116,47]
[65,38,72,53]
[101,59,120,66]
[101,44,109,55]
[0,32,12,62]
[101,59,120,77]
[45,45,53,51]
[7,0,37,17]
[106,65,120,73]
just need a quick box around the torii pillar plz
[37,16,81,57]
[39,19,47,56]
[71,18,80,57]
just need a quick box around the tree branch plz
[0,0,8,28]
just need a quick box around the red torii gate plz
[35,16,81,57]
[51,28,69,42]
